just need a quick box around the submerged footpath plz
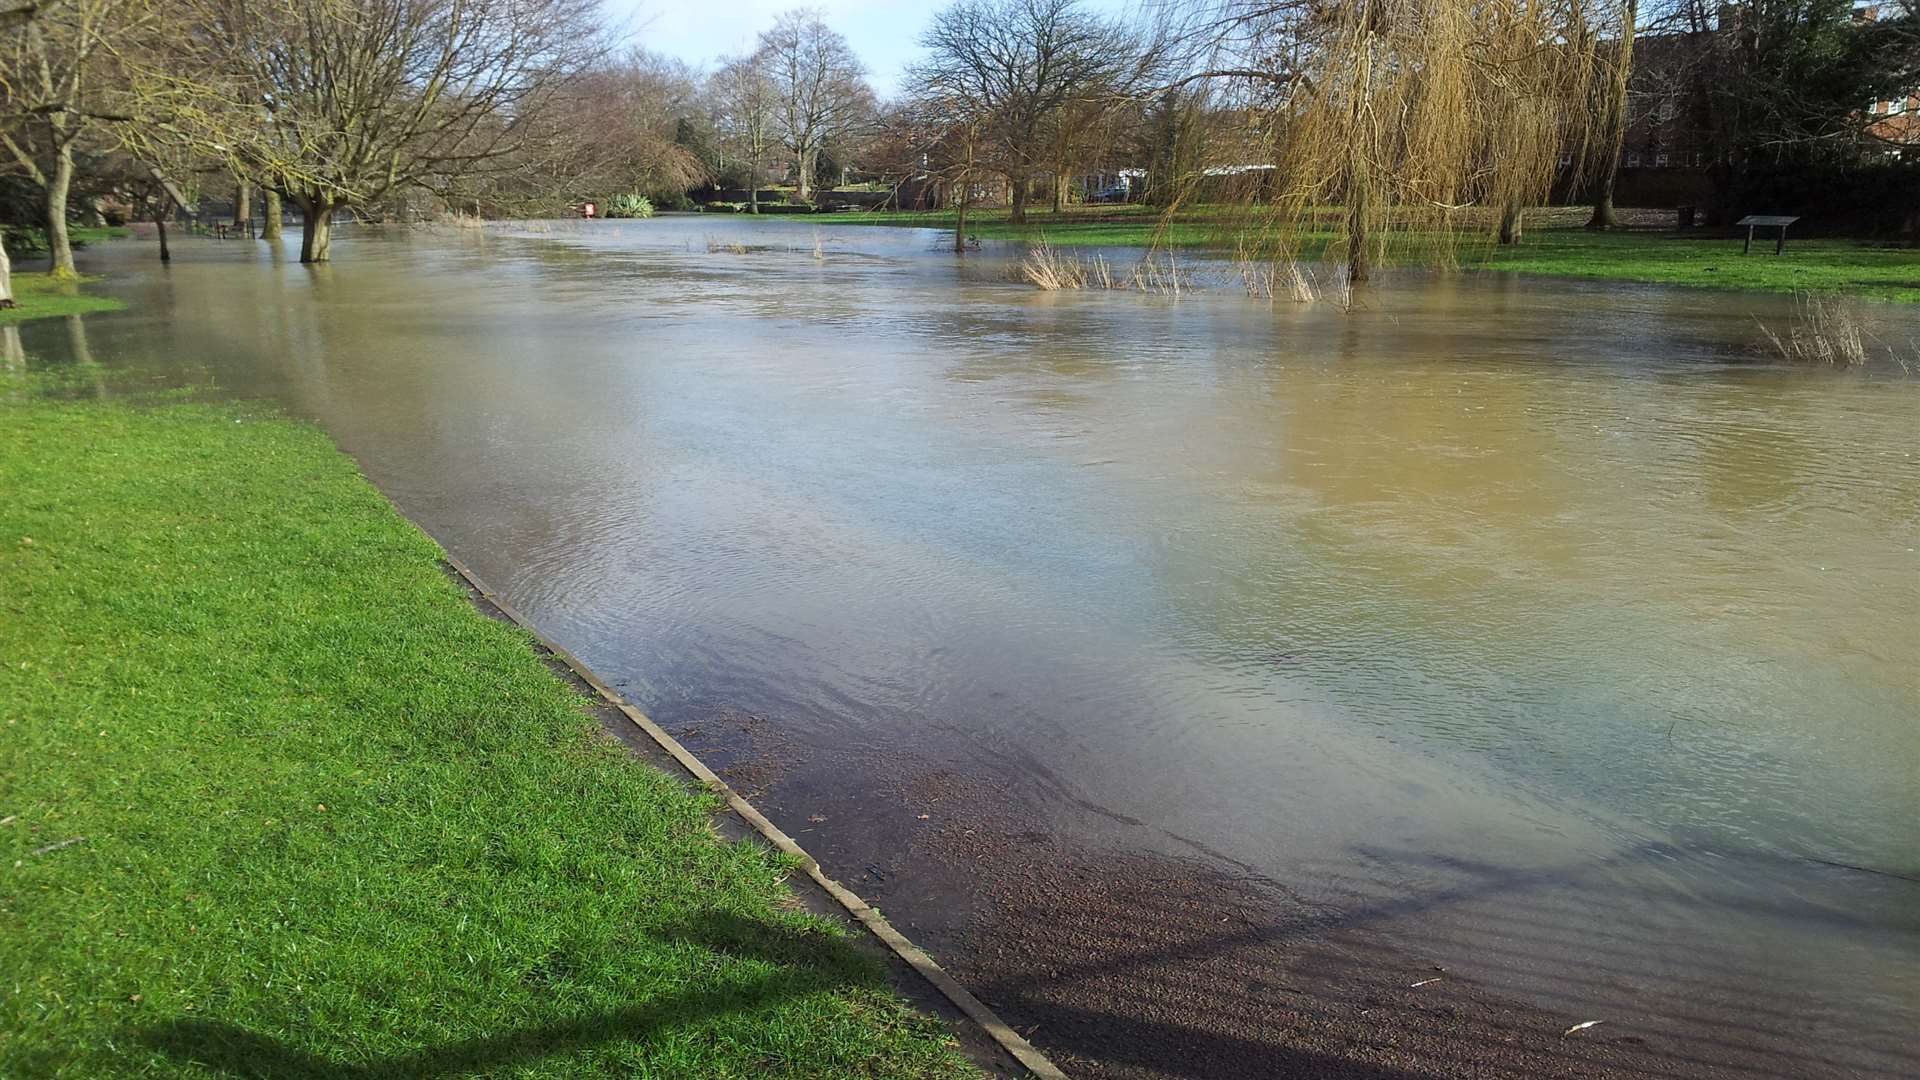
[0,394,979,1078]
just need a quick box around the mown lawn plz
[1477,229,1920,301]
[820,206,1920,301]
[0,396,973,1078]
[2,272,126,324]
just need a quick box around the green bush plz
[603,193,655,219]
[3,225,45,256]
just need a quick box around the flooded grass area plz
[0,271,125,324]
[11,220,1918,1078]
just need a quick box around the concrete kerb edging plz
[443,554,1070,1080]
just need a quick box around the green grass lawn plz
[1476,230,1920,301]
[2,272,126,324]
[820,206,1920,301]
[70,226,134,245]
[0,396,973,1078]
[825,204,1220,247]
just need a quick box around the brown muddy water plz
[17,219,1919,1078]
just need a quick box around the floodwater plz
[18,218,1919,1077]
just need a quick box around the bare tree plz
[885,91,991,252]
[710,53,779,212]
[537,50,706,211]
[916,0,1138,224]
[140,0,608,262]
[758,9,871,203]
[0,0,147,278]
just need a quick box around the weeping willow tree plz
[1585,0,1638,229]
[1174,0,1606,282]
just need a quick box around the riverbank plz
[819,205,1920,301]
[0,394,975,1077]
[1,271,125,324]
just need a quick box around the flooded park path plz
[21,218,1918,1077]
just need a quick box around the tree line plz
[2,0,1912,295]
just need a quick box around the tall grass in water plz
[1128,252,1184,296]
[1020,241,1182,295]
[1021,239,1089,290]
[1236,246,1320,303]
[1759,292,1913,372]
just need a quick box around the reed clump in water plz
[1236,247,1320,303]
[1020,241,1188,295]
[1758,292,1914,372]
[1021,240,1091,289]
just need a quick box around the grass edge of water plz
[0,395,977,1079]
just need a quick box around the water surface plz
[23,219,1919,1075]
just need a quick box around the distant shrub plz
[604,194,655,219]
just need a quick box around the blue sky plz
[606,0,925,98]
[605,0,1139,100]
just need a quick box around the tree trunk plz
[1347,208,1369,283]
[1347,161,1371,284]
[1147,91,1181,209]
[749,158,760,214]
[262,190,282,241]
[1499,202,1524,245]
[1052,170,1068,214]
[0,230,13,308]
[300,199,335,263]
[234,180,252,232]
[45,143,76,280]
[1009,175,1029,225]
[954,174,970,254]
[155,208,171,263]
[1587,0,1636,231]
[796,147,813,202]
[1587,185,1618,230]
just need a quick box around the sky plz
[605,0,924,98]
[604,0,1139,100]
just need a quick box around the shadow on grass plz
[133,912,868,1079]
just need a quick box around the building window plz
[1626,152,1642,168]
[1654,153,1670,167]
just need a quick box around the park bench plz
[1737,214,1799,255]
